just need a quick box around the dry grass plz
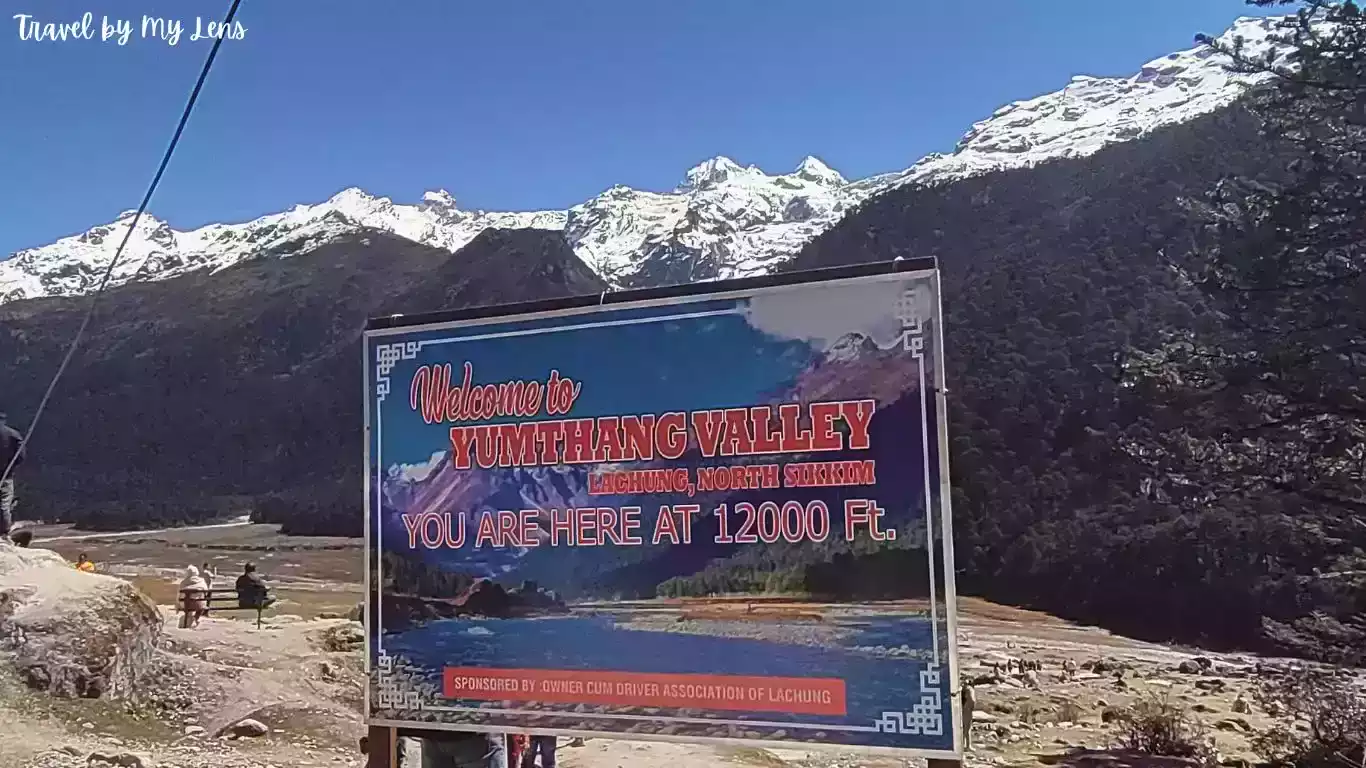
[1056,698,1086,723]
[724,747,789,767]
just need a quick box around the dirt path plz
[0,691,85,767]
[4,611,366,768]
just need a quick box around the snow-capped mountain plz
[0,190,566,304]
[876,16,1278,190]
[0,16,1279,305]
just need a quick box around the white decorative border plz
[895,286,927,356]
[861,283,946,738]
[874,666,943,735]
[375,341,422,403]
[373,649,439,712]
[364,271,958,749]
[896,283,941,660]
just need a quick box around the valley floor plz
[2,523,1342,768]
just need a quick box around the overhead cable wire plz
[1,0,245,489]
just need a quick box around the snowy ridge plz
[876,16,1278,189]
[0,189,564,303]
[0,16,1279,304]
[566,155,879,285]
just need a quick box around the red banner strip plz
[442,666,848,716]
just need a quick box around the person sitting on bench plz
[179,565,209,628]
[235,563,276,610]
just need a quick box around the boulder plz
[229,718,269,738]
[317,621,364,653]
[0,542,162,699]
[87,751,155,768]
[1215,717,1252,733]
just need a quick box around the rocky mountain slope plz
[0,16,1277,300]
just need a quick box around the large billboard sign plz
[363,259,962,758]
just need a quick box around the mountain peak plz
[422,189,457,208]
[791,156,846,186]
[110,210,169,229]
[326,187,379,207]
[114,209,168,223]
[678,156,750,191]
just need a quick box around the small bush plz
[1251,669,1365,768]
[1111,694,1217,765]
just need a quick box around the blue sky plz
[2,0,1270,257]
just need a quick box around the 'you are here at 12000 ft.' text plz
[402,499,899,551]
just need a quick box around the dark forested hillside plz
[0,228,606,533]
[788,99,1364,660]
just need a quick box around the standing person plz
[404,732,508,768]
[200,563,217,613]
[0,411,25,538]
[961,682,976,750]
[523,735,557,768]
[507,734,528,768]
[179,565,209,628]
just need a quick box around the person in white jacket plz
[179,565,209,628]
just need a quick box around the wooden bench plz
[177,587,274,629]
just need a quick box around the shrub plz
[1111,694,1217,765]
[1251,669,1365,768]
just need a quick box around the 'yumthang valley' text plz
[408,362,877,470]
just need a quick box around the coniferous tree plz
[1124,0,1366,662]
